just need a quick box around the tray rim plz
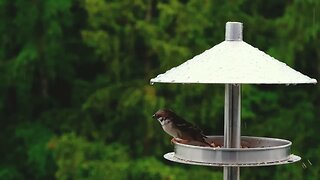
[164,152,301,167]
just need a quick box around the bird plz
[152,109,214,147]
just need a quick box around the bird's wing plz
[170,115,206,139]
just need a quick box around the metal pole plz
[223,22,242,180]
[224,84,241,180]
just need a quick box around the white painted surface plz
[150,41,317,84]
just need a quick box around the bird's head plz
[152,109,175,125]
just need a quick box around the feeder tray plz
[164,136,301,167]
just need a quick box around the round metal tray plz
[164,136,301,167]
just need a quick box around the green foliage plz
[0,167,22,180]
[51,133,222,180]
[52,133,129,180]
[15,123,55,178]
[129,157,223,180]
[0,0,319,179]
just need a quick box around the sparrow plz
[152,109,214,147]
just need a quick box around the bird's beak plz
[152,114,156,119]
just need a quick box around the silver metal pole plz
[224,84,241,180]
[223,21,242,180]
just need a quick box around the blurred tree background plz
[0,0,319,179]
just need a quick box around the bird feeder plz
[150,22,317,180]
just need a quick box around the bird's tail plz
[202,136,214,147]
[204,140,214,147]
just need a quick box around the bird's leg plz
[171,138,175,144]
[170,138,182,144]
[172,138,189,144]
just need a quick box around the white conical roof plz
[151,23,317,84]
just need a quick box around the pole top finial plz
[225,22,243,41]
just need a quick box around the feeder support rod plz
[223,21,242,180]
[224,84,241,180]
